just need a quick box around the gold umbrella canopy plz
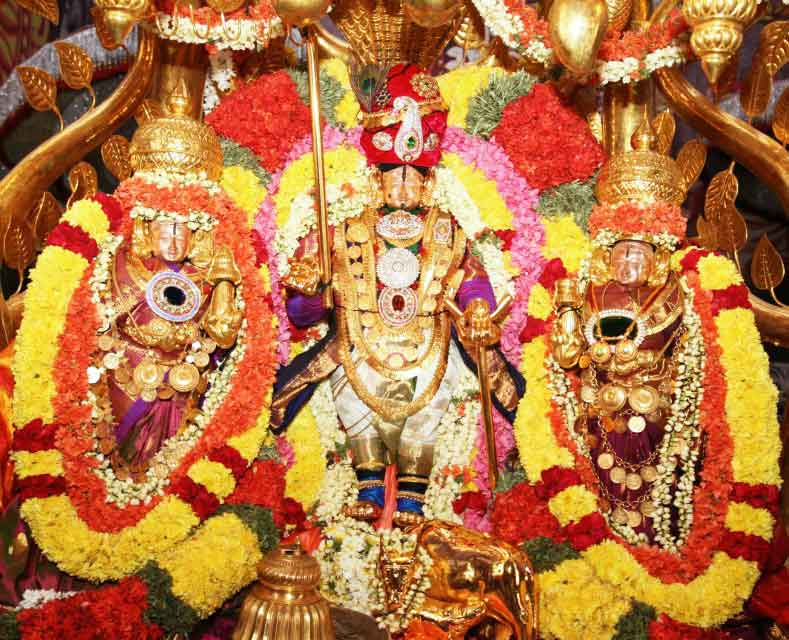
[329,0,467,68]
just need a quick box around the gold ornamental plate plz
[193,352,210,368]
[627,510,643,528]
[615,339,638,362]
[169,363,200,393]
[628,385,660,414]
[599,384,627,412]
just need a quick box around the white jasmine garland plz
[151,13,284,51]
[129,205,218,232]
[18,589,77,610]
[593,228,681,253]
[131,170,222,194]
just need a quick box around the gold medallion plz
[133,359,164,390]
[127,382,141,397]
[103,352,121,370]
[141,387,158,402]
[169,363,200,393]
[202,339,217,354]
[193,352,210,368]
[597,452,614,469]
[590,341,612,364]
[640,465,658,483]
[579,354,591,369]
[115,366,131,384]
[98,335,114,351]
[613,507,629,524]
[615,339,637,362]
[610,466,626,484]
[640,501,657,516]
[347,222,369,244]
[625,472,643,491]
[580,385,597,404]
[628,385,660,414]
[599,384,627,412]
[348,245,362,260]
[628,415,647,433]
[627,510,643,528]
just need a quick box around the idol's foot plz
[343,501,382,522]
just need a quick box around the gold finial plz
[128,77,223,181]
[166,79,192,117]
[630,115,657,152]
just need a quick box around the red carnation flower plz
[492,482,564,545]
[493,84,605,191]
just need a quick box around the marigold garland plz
[495,247,781,638]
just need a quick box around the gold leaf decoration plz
[751,234,785,290]
[758,20,789,76]
[67,162,98,208]
[676,139,707,190]
[716,204,748,253]
[587,111,603,144]
[14,0,59,23]
[704,169,739,223]
[773,86,789,145]
[652,110,675,155]
[741,64,773,119]
[101,135,133,182]
[16,66,63,129]
[54,42,97,109]
[135,99,165,126]
[3,222,35,273]
[697,216,718,251]
[31,192,63,244]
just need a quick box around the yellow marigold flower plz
[321,58,351,89]
[335,92,360,130]
[22,495,199,581]
[437,66,500,128]
[13,247,88,426]
[62,199,110,242]
[725,502,775,540]
[221,166,267,223]
[188,459,237,500]
[285,406,324,508]
[442,153,512,230]
[527,284,552,321]
[12,450,63,479]
[229,415,270,463]
[716,308,781,485]
[670,246,694,271]
[548,485,598,526]
[159,512,262,617]
[540,557,631,640]
[698,254,742,290]
[516,338,574,480]
[583,542,761,627]
[541,216,589,273]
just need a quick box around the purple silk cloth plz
[286,293,328,328]
[114,397,184,466]
[457,277,496,311]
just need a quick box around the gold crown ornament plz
[128,80,224,181]
[595,117,687,207]
[233,544,335,640]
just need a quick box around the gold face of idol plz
[381,165,426,210]
[150,220,192,263]
[611,240,655,288]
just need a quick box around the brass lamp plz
[233,544,335,640]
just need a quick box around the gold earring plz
[647,248,671,288]
[131,219,153,258]
[590,246,613,286]
[188,229,215,269]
